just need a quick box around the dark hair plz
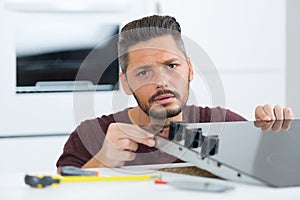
[118,15,187,72]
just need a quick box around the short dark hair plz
[118,15,187,73]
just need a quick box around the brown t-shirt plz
[56,105,246,168]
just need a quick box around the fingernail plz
[265,116,271,121]
[147,133,154,137]
[148,139,155,146]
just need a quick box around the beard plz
[133,87,189,120]
[149,105,182,119]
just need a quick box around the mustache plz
[149,90,180,103]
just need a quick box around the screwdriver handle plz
[25,175,60,188]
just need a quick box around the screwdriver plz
[25,174,162,188]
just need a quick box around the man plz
[56,15,294,169]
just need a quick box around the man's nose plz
[153,68,170,89]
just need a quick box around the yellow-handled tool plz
[25,174,162,188]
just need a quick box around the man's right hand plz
[82,123,156,168]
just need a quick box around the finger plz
[272,120,283,132]
[273,105,283,120]
[115,138,138,152]
[113,150,136,161]
[254,120,266,128]
[115,123,156,147]
[261,121,274,132]
[94,153,125,168]
[104,161,125,168]
[255,106,272,121]
[282,119,292,131]
[114,123,154,138]
[283,107,294,119]
[263,104,276,120]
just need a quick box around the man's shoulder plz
[73,108,131,141]
[78,108,131,128]
[184,105,246,123]
[97,108,131,123]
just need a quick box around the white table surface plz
[1,163,300,200]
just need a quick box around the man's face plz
[121,35,194,119]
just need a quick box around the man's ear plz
[120,72,132,95]
[187,58,194,81]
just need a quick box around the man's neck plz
[128,106,183,126]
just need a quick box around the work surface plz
[1,163,300,200]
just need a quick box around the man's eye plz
[168,64,177,69]
[137,71,148,77]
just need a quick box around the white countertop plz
[1,163,300,200]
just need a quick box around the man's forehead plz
[126,35,185,68]
[127,49,183,70]
[129,48,181,60]
[128,35,182,54]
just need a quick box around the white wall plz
[160,0,287,120]
[287,0,300,117]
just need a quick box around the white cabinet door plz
[0,136,68,173]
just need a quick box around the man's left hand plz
[255,104,294,121]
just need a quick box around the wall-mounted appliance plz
[6,0,130,93]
